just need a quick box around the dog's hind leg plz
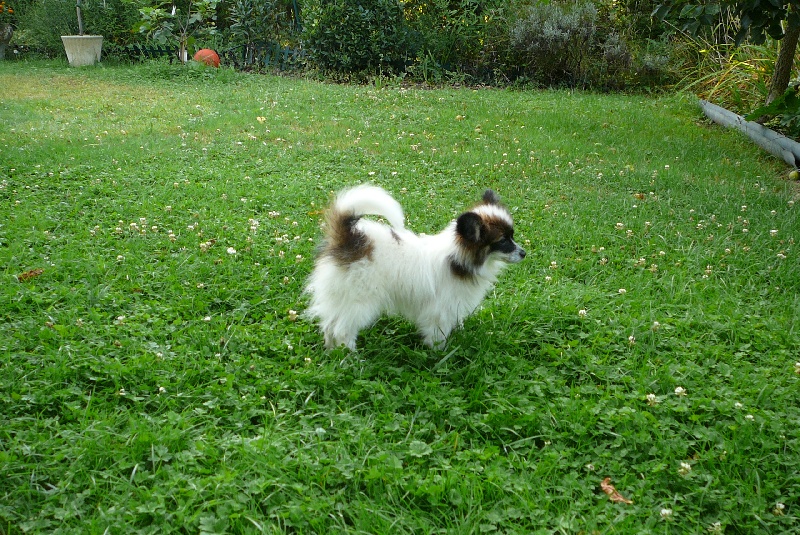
[321,304,382,351]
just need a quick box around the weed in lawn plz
[0,62,798,533]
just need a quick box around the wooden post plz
[76,0,84,36]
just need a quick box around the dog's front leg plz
[420,323,453,350]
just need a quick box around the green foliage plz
[654,0,798,45]
[302,0,418,76]
[136,0,218,61]
[226,0,284,45]
[509,0,602,87]
[747,84,800,137]
[15,0,141,56]
[403,0,508,83]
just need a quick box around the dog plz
[304,185,525,350]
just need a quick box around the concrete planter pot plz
[61,35,103,67]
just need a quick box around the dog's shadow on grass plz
[329,316,524,375]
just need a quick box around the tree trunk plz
[766,21,800,105]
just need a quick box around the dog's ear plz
[482,189,500,205]
[456,212,485,244]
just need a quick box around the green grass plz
[1,60,799,534]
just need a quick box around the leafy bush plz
[746,84,800,137]
[15,0,140,57]
[136,0,219,62]
[302,0,418,76]
[226,0,285,45]
[403,0,508,83]
[509,0,600,87]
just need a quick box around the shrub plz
[226,0,285,45]
[16,0,140,57]
[403,0,507,82]
[302,0,418,76]
[509,0,599,87]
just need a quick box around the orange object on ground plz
[193,49,220,67]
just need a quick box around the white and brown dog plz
[304,185,525,350]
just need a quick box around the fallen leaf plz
[601,477,633,504]
[17,268,44,282]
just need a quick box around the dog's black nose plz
[519,248,527,258]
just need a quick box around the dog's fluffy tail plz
[333,185,405,229]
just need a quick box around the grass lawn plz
[1,60,798,534]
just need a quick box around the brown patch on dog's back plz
[323,210,373,266]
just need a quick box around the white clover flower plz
[660,508,673,520]
[615,222,625,230]
[707,522,723,533]
[646,393,658,406]
[745,414,754,421]
[227,247,237,255]
[203,316,211,322]
[674,386,687,397]
[287,310,298,322]
[794,362,800,374]
[578,309,587,317]
[618,288,627,295]
[770,229,778,237]
[678,462,692,476]
[628,335,636,345]
[652,321,661,331]
[735,402,743,409]
[773,502,785,515]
